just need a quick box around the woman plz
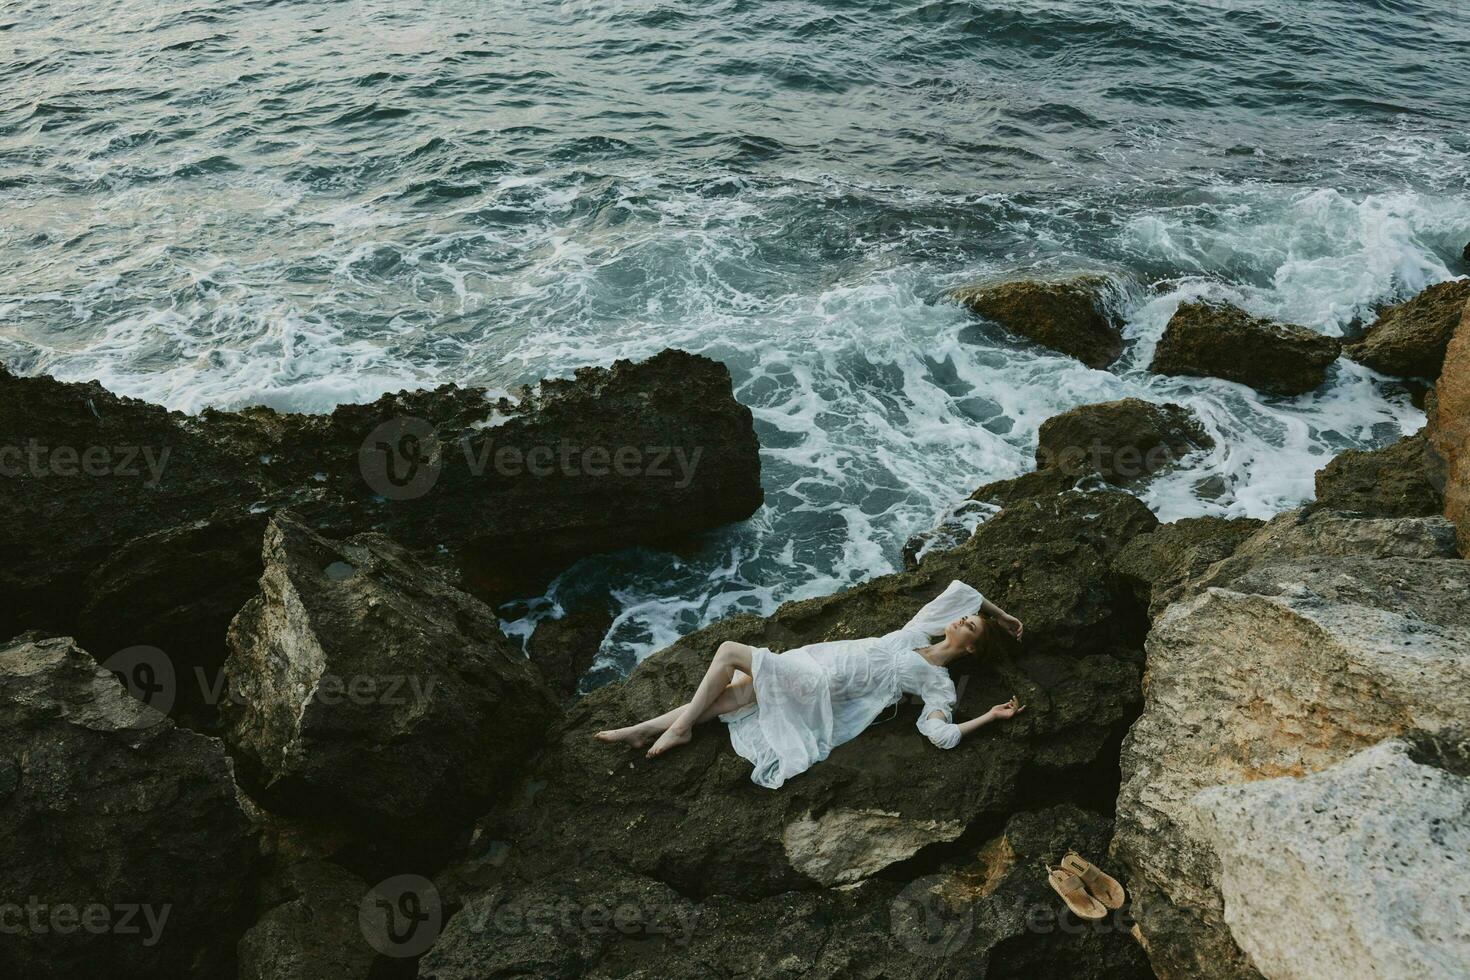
[595,580,1025,789]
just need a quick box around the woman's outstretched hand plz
[997,613,1023,642]
[989,696,1024,720]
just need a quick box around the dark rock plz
[1151,301,1340,395]
[427,486,1155,974]
[950,276,1125,369]
[75,510,269,731]
[526,597,617,698]
[1343,279,1470,379]
[968,466,1088,510]
[1311,431,1445,519]
[236,861,376,980]
[220,513,560,859]
[0,634,256,978]
[1110,516,1265,619]
[421,805,1151,979]
[901,497,998,569]
[0,350,762,718]
[1035,397,1213,485]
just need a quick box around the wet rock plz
[1110,515,1264,619]
[1035,397,1212,485]
[950,276,1125,369]
[526,596,617,697]
[900,497,1000,569]
[0,350,761,717]
[1311,430,1444,519]
[0,634,256,978]
[1112,534,1470,980]
[1343,279,1470,379]
[424,486,1155,980]
[220,513,559,859]
[422,805,1151,979]
[1150,301,1340,395]
[1194,737,1470,980]
[1426,293,1470,553]
[236,861,376,980]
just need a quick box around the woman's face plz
[945,614,984,652]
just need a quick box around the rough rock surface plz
[1109,515,1264,619]
[525,596,617,697]
[422,804,1151,979]
[1311,430,1445,518]
[236,860,376,980]
[1112,517,1470,980]
[1150,301,1341,395]
[1195,737,1470,980]
[904,397,1209,566]
[1427,295,1470,553]
[1343,279,1470,378]
[420,488,1157,975]
[1035,397,1212,485]
[0,634,256,978]
[950,276,1125,368]
[0,351,762,711]
[220,513,560,857]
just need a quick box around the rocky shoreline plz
[1,280,1467,979]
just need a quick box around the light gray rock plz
[1113,544,1470,980]
[1195,738,1470,980]
[781,808,965,887]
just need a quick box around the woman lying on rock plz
[595,580,1025,789]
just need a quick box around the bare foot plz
[646,725,692,759]
[594,723,657,748]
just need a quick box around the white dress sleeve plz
[913,669,961,749]
[902,580,984,638]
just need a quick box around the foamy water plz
[1,0,1467,685]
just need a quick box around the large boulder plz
[0,351,761,719]
[1194,736,1470,980]
[1343,279,1470,379]
[904,397,1210,566]
[1150,301,1340,395]
[1311,430,1444,519]
[1035,397,1212,485]
[220,513,560,859]
[1112,524,1470,980]
[1426,294,1470,553]
[0,635,256,978]
[420,804,1151,979]
[950,276,1125,368]
[422,488,1158,974]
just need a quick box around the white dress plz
[720,580,983,789]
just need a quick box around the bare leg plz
[595,671,753,748]
[646,641,753,758]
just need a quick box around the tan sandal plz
[1061,852,1126,910]
[1047,866,1107,920]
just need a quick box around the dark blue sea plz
[3,0,1467,682]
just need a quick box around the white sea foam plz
[3,167,1461,680]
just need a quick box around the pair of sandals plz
[1047,852,1125,920]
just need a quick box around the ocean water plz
[2,0,1468,685]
